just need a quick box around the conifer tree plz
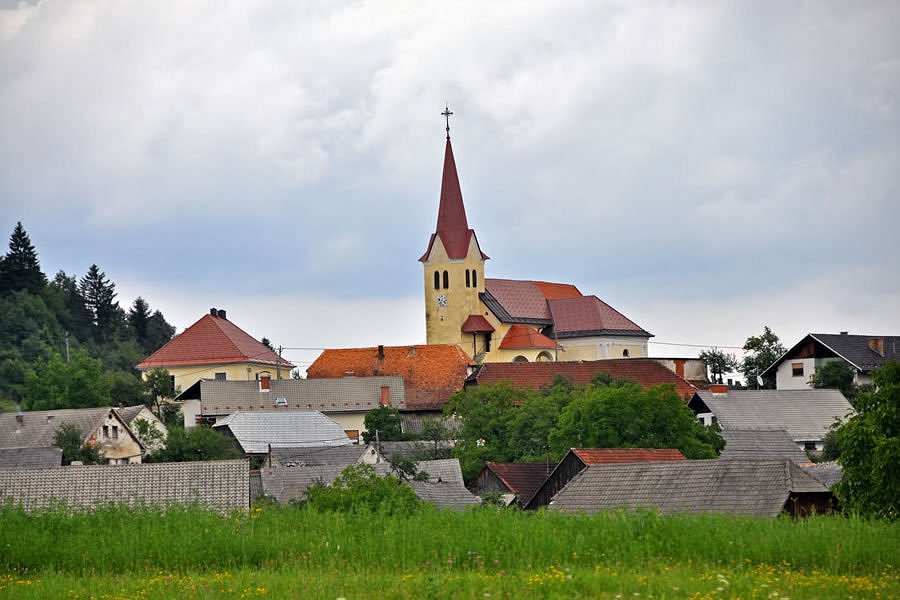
[79,264,119,340]
[0,222,46,295]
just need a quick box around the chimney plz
[868,338,885,356]
[377,345,385,360]
[407,346,417,357]
[15,413,23,427]
[210,307,218,316]
[674,359,685,378]
[709,384,729,394]
[380,385,391,407]
[217,309,227,320]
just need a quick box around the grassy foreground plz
[0,503,897,598]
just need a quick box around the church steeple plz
[420,109,488,263]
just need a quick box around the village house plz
[177,375,404,443]
[762,332,900,390]
[136,308,295,393]
[306,344,473,430]
[419,129,652,364]
[212,410,351,458]
[688,388,855,452]
[468,462,555,507]
[548,459,833,517]
[0,459,249,512]
[466,358,700,399]
[525,448,686,510]
[0,407,144,464]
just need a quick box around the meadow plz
[0,503,897,599]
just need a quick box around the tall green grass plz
[1,503,896,576]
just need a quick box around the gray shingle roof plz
[801,461,843,489]
[549,459,829,517]
[259,465,346,503]
[269,445,371,467]
[213,411,351,454]
[0,460,249,512]
[720,429,809,463]
[186,377,405,415]
[377,440,455,460]
[808,333,900,371]
[693,389,854,442]
[0,407,114,449]
[0,447,62,469]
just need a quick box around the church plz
[420,112,652,364]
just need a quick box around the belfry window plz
[443,270,449,289]
[434,271,440,290]
[465,270,471,288]
[472,270,477,287]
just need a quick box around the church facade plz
[420,126,652,364]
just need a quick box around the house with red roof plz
[468,461,555,507]
[467,358,700,399]
[306,344,475,414]
[420,118,651,364]
[136,308,294,394]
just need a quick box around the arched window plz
[465,270,471,288]
[443,270,449,289]
[472,270,477,287]
[537,351,554,362]
[622,349,630,357]
[513,355,528,363]
[433,271,440,290]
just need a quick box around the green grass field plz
[1,504,897,598]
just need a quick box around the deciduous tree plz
[698,347,739,384]
[811,360,858,405]
[21,350,111,410]
[832,361,900,518]
[363,405,404,443]
[740,326,785,389]
[53,422,103,465]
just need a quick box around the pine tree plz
[79,264,119,340]
[128,297,151,340]
[0,222,47,295]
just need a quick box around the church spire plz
[419,106,488,262]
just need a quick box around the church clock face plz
[437,294,448,307]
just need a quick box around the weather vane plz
[442,105,453,139]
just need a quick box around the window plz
[433,271,440,290]
[442,270,449,289]
[111,425,119,440]
[472,270,477,287]
[102,425,109,439]
[513,355,528,363]
[791,363,804,377]
[804,441,818,451]
[465,270,471,287]
[622,349,630,357]
[215,372,227,380]
[274,396,287,407]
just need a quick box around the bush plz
[300,464,421,515]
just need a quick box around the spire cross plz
[442,105,453,138]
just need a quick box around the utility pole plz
[65,331,70,363]
[277,345,283,379]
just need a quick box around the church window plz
[537,351,553,362]
[434,271,440,290]
[443,271,449,289]
[465,270,471,287]
[472,270,477,287]
[622,349,630,357]
[513,355,528,363]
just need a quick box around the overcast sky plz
[1,1,898,377]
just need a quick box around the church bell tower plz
[419,107,489,352]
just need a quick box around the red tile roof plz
[572,448,686,464]
[461,314,495,333]
[485,462,553,501]
[547,295,650,337]
[498,324,559,350]
[306,344,475,410]
[484,279,579,321]
[419,138,488,262]
[136,313,294,370]
[470,358,698,398]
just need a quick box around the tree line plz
[0,222,176,413]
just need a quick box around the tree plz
[79,264,120,340]
[698,347,739,384]
[811,360,858,405]
[147,425,241,462]
[131,417,166,455]
[832,361,900,518]
[300,464,421,514]
[549,382,723,459]
[128,297,151,341]
[21,350,111,410]
[420,418,451,459]
[53,422,103,465]
[362,405,404,443]
[143,367,176,418]
[0,222,46,295]
[740,326,785,389]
